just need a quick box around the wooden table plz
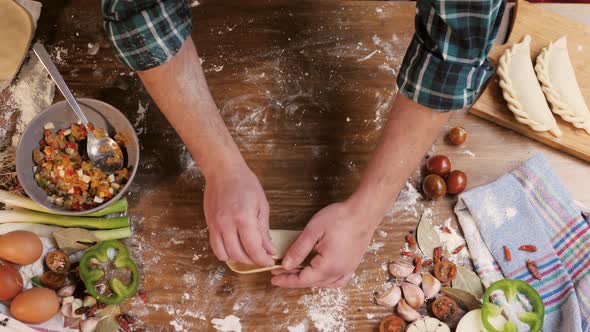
[2,1,590,331]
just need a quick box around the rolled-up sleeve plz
[397,0,505,111]
[101,0,192,71]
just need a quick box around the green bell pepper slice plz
[79,240,139,304]
[481,279,544,332]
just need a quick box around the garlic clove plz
[397,299,421,322]
[406,273,422,285]
[402,282,425,309]
[421,272,442,299]
[83,295,97,308]
[57,285,76,297]
[389,260,415,278]
[375,285,402,307]
[80,317,99,332]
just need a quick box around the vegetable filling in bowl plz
[32,123,131,211]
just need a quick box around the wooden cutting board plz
[471,1,590,162]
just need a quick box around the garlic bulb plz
[375,285,402,307]
[421,272,441,299]
[397,299,421,322]
[389,260,414,278]
[402,282,425,309]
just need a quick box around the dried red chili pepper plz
[405,235,417,249]
[503,245,512,262]
[519,245,538,252]
[414,256,422,273]
[527,260,542,280]
[117,315,131,332]
[433,246,443,264]
[441,226,453,234]
[451,244,465,255]
[401,251,415,257]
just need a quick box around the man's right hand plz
[204,164,276,267]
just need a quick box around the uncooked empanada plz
[497,35,562,137]
[535,36,590,135]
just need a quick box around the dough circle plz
[226,230,301,274]
[0,0,34,81]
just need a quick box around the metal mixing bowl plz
[16,98,140,216]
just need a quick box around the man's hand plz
[270,201,376,288]
[204,164,276,267]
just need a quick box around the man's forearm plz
[349,93,451,225]
[137,37,244,178]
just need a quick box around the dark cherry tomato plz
[431,295,460,322]
[45,251,70,274]
[446,170,467,194]
[379,314,406,332]
[426,155,452,177]
[40,271,66,290]
[422,174,447,200]
[433,261,457,283]
[449,127,467,145]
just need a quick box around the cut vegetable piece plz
[497,35,561,137]
[535,36,590,135]
[416,214,442,258]
[406,317,450,332]
[0,210,128,229]
[53,227,131,253]
[456,309,507,332]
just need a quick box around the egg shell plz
[0,260,23,301]
[0,230,44,265]
[10,287,60,324]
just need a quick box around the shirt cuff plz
[396,35,495,112]
[103,1,192,71]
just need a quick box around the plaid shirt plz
[102,0,504,111]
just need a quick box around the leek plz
[0,210,128,229]
[0,189,128,217]
[53,227,132,253]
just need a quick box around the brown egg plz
[0,231,43,265]
[10,287,60,324]
[0,260,23,301]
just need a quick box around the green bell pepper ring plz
[481,279,544,332]
[79,240,139,304]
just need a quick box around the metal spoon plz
[32,43,124,173]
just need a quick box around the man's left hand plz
[270,201,378,288]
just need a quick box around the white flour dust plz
[387,181,423,217]
[461,149,476,157]
[287,321,308,332]
[211,315,242,332]
[134,101,147,135]
[5,54,56,146]
[299,288,348,332]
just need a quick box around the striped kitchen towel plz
[455,154,590,332]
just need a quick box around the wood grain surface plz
[471,0,590,163]
[1,1,589,331]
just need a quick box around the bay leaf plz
[452,266,484,299]
[416,214,441,257]
[441,287,482,311]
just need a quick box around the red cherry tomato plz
[426,155,452,177]
[432,295,460,322]
[423,174,447,200]
[379,314,406,332]
[449,127,467,145]
[446,170,467,194]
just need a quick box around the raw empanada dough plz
[497,35,562,137]
[535,36,590,135]
[225,229,301,274]
[0,0,34,81]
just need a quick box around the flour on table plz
[367,241,384,253]
[189,0,200,7]
[387,181,423,217]
[211,315,242,332]
[357,49,379,62]
[6,54,55,146]
[434,222,469,266]
[461,149,476,157]
[287,321,308,332]
[299,288,348,332]
[134,101,147,135]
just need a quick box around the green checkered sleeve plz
[397,0,506,111]
[101,0,192,71]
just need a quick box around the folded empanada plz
[497,35,562,137]
[535,36,590,135]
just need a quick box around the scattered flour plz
[134,101,147,135]
[211,315,242,332]
[434,223,469,265]
[299,288,348,332]
[387,181,423,217]
[366,313,375,319]
[189,0,200,7]
[461,149,476,157]
[367,242,385,253]
[6,54,56,146]
[357,49,379,62]
[170,319,184,331]
[376,230,388,238]
[287,322,308,332]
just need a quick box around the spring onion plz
[53,227,132,253]
[0,189,128,217]
[0,209,128,229]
